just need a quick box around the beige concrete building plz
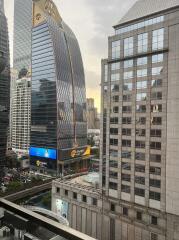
[52,1,179,239]
[87,98,100,129]
[52,173,102,239]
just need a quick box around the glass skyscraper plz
[0,0,10,180]
[13,0,32,72]
[30,0,88,175]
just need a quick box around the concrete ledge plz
[0,198,96,240]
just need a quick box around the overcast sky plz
[4,0,136,111]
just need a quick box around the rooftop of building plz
[116,0,179,27]
[70,172,99,186]
[53,172,101,195]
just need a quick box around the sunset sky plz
[4,0,136,111]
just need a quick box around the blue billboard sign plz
[29,147,57,160]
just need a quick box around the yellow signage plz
[70,146,91,158]
[83,146,91,156]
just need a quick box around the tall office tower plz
[87,98,100,129]
[12,74,31,157]
[0,0,10,180]
[13,0,32,72]
[11,0,32,158]
[100,0,179,239]
[30,0,89,176]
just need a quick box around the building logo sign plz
[35,13,42,21]
[36,160,47,167]
[33,0,62,27]
[71,150,77,158]
[44,0,55,16]
[70,147,90,158]
[36,160,41,167]
[59,146,91,161]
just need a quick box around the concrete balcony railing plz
[0,198,96,240]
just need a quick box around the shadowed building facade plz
[0,0,10,180]
[30,0,89,175]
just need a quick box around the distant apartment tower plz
[11,75,31,156]
[0,0,10,180]
[87,98,100,129]
[100,0,179,239]
[11,0,32,157]
[30,0,89,176]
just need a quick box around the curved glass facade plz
[62,23,87,147]
[30,0,87,173]
[0,0,10,180]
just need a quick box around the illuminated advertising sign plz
[59,145,91,161]
[29,147,57,160]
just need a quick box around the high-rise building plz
[0,0,10,180]
[13,0,32,72]
[86,98,100,129]
[30,0,89,176]
[101,0,179,238]
[52,1,179,239]
[11,0,32,157]
[11,75,31,157]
